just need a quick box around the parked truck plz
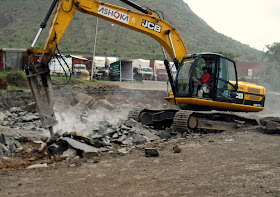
[132,58,153,80]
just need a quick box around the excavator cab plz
[176,53,237,99]
[165,53,265,112]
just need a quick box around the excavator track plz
[128,108,142,122]
[128,108,258,133]
[173,110,258,132]
[173,110,192,133]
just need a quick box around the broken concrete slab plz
[61,137,99,157]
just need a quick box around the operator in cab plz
[193,66,210,97]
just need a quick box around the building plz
[235,61,263,78]
[0,48,27,71]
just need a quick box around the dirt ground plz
[0,80,280,197]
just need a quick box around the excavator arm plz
[27,0,189,134]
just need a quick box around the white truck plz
[49,56,72,76]
[132,59,153,80]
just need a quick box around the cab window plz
[176,59,193,96]
[217,57,237,97]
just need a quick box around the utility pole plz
[91,18,99,81]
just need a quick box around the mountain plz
[0,0,262,62]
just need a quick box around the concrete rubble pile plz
[0,104,46,133]
[45,118,176,160]
[0,133,22,157]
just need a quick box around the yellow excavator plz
[26,0,265,135]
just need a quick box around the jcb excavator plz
[26,0,265,135]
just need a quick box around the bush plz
[6,70,29,88]
[0,76,9,90]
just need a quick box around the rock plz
[21,115,40,122]
[73,93,94,106]
[124,119,137,128]
[90,133,103,139]
[102,138,111,146]
[83,151,99,158]
[48,144,68,155]
[145,148,159,157]
[157,130,171,139]
[9,107,23,113]
[1,121,9,126]
[47,133,61,146]
[116,135,127,144]
[260,117,280,126]
[266,121,280,131]
[112,133,119,139]
[61,137,99,157]
[93,99,114,110]
[90,139,104,148]
[132,133,147,145]
[173,145,182,153]
[24,102,37,112]
[99,147,110,152]
[139,129,160,141]
[122,137,133,145]
[118,148,129,155]
[121,124,131,131]
[27,163,48,169]
[105,127,116,135]
[0,112,6,121]
[0,145,3,156]
[61,148,77,160]
[69,131,95,146]
[74,102,90,112]
[0,144,9,156]
[0,133,6,145]
[4,111,12,117]
[17,136,29,143]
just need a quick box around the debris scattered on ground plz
[172,144,182,153]
[145,148,159,157]
[260,117,280,134]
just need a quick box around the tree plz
[265,42,280,64]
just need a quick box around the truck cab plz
[156,68,168,81]
[140,67,153,80]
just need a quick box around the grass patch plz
[0,85,30,92]
[0,72,8,77]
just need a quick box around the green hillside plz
[0,0,262,62]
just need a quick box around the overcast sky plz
[184,0,280,51]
